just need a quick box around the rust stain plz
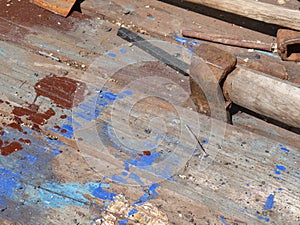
[13,104,55,125]
[34,74,86,109]
[0,140,23,156]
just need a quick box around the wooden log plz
[223,67,300,128]
[182,0,300,31]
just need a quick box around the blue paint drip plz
[135,183,159,206]
[108,52,117,58]
[263,194,275,210]
[276,165,286,171]
[220,216,230,225]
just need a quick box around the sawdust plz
[97,195,169,225]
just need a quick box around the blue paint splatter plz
[127,152,160,168]
[246,183,250,187]
[276,165,286,171]
[124,161,130,171]
[59,124,73,138]
[278,187,283,191]
[258,215,264,220]
[220,216,230,225]
[108,52,117,58]
[263,194,275,210]
[135,183,159,206]
[118,219,128,225]
[274,169,281,175]
[128,208,138,217]
[175,36,187,45]
[121,171,128,176]
[92,184,117,201]
[279,145,290,153]
[0,168,21,206]
[119,48,127,54]
[202,138,209,144]
[73,89,132,122]
[265,218,270,222]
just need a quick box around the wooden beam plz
[224,67,300,128]
[182,0,300,31]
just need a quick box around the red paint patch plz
[60,129,67,134]
[34,75,86,109]
[54,125,61,130]
[143,151,151,156]
[60,114,67,119]
[13,104,55,125]
[8,122,23,132]
[19,138,31,145]
[0,140,23,156]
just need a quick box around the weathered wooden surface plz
[224,67,300,128]
[182,0,300,30]
[0,35,299,224]
[0,1,299,224]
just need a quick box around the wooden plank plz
[182,0,300,30]
[232,111,300,149]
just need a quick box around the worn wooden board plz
[0,35,299,225]
[1,1,300,224]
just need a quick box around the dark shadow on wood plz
[158,0,283,37]
[229,104,300,135]
[70,0,85,14]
